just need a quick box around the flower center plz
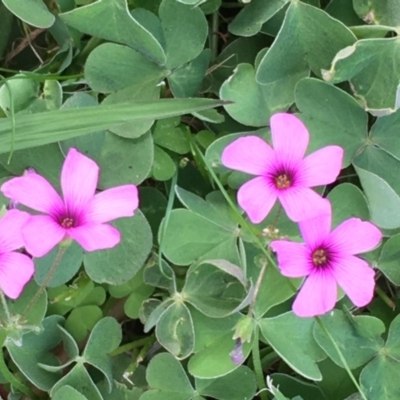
[312,248,328,267]
[60,217,75,229]
[274,173,291,190]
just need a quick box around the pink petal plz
[293,270,337,317]
[221,136,275,175]
[328,218,382,255]
[270,113,309,164]
[298,199,332,248]
[279,187,329,222]
[299,146,344,187]
[23,216,66,257]
[0,210,30,252]
[61,148,99,213]
[87,185,139,224]
[237,177,277,223]
[68,223,120,252]
[270,240,313,277]
[331,256,375,307]
[0,252,34,299]
[1,173,63,214]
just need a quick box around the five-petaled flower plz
[270,200,382,317]
[0,210,34,298]
[1,148,139,258]
[221,113,344,223]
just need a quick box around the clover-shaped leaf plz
[6,316,64,391]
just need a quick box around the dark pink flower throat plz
[60,216,75,229]
[312,248,329,268]
[274,173,291,190]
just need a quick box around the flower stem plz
[247,257,268,318]
[271,204,283,230]
[158,170,178,280]
[375,285,395,309]
[252,328,267,400]
[315,317,368,400]
[22,246,66,320]
[0,331,38,399]
[0,291,11,325]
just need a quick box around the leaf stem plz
[252,328,267,400]
[315,317,368,400]
[22,245,66,320]
[111,337,153,357]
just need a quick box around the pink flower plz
[1,148,139,258]
[270,200,382,317]
[221,113,344,223]
[0,210,34,298]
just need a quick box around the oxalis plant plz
[0,0,398,399]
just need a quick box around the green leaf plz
[316,357,359,400]
[103,85,161,140]
[256,1,355,87]
[360,314,400,399]
[377,233,400,285]
[0,78,39,114]
[295,77,367,167]
[207,36,267,94]
[229,0,289,37]
[152,145,176,181]
[52,386,88,400]
[270,373,326,400]
[50,364,103,400]
[153,117,191,155]
[85,43,165,93]
[2,0,55,28]
[98,381,142,400]
[161,209,240,266]
[182,260,247,318]
[144,259,176,293]
[83,317,122,390]
[65,305,103,342]
[159,0,207,69]
[325,0,363,26]
[369,108,400,162]
[35,242,83,287]
[156,301,195,359]
[195,366,257,400]
[324,38,400,112]
[354,147,400,229]
[60,0,166,64]
[313,310,384,369]
[259,312,325,381]
[97,132,153,187]
[327,183,370,227]
[0,3,13,60]
[353,0,400,28]
[220,63,294,127]
[84,210,152,284]
[188,309,252,378]
[142,353,194,400]
[4,281,47,328]
[139,187,167,239]
[125,284,155,319]
[0,98,226,153]
[6,315,64,391]
[168,49,211,98]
